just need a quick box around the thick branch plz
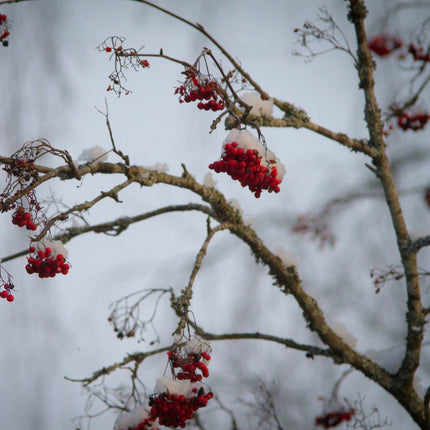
[349,1,426,427]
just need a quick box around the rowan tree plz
[1,1,430,429]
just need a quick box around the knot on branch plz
[347,1,368,23]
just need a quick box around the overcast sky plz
[1,1,429,429]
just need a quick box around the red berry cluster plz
[209,141,282,198]
[26,246,70,278]
[408,43,430,62]
[175,68,225,111]
[0,283,14,302]
[11,207,37,231]
[3,158,36,179]
[315,409,356,428]
[368,35,403,57]
[141,389,213,429]
[135,347,213,429]
[397,111,430,131]
[169,349,211,382]
[0,13,9,47]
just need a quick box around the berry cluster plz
[142,389,213,428]
[368,35,403,57]
[209,141,282,198]
[175,68,225,112]
[396,111,430,131]
[408,43,430,62]
[315,409,356,428]
[168,349,211,382]
[131,340,213,430]
[26,246,70,278]
[11,207,37,231]
[0,283,14,302]
[2,158,36,180]
[0,13,9,47]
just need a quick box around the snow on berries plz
[368,34,403,57]
[25,240,70,278]
[175,67,225,112]
[209,129,285,198]
[115,337,213,430]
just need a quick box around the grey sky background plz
[1,1,430,429]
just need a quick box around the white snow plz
[34,239,69,258]
[185,336,211,355]
[331,322,357,349]
[365,345,405,373]
[227,198,244,217]
[241,91,274,116]
[275,246,297,267]
[78,146,108,163]
[114,404,152,430]
[155,375,199,397]
[203,171,217,188]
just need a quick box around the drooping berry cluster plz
[209,141,282,198]
[396,111,430,131]
[143,389,213,428]
[368,35,403,57]
[11,206,37,230]
[26,246,70,278]
[175,67,225,112]
[0,283,14,302]
[408,43,430,62]
[0,13,9,47]
[315,409,356,428]
[0,264,15,303]
[127,339,213,430]
[168,349,211,382]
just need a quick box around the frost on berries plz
[26,240,70,278]
[175,67,225,112]
[209,129,285,198]
[118,337,213,430]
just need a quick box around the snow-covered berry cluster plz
[396,111,430,131]
[209,129,285,198]
[175,67,225,112]
[11,206,37,231]
[0,13,9,47]
[26,241,70,278]
[368,35,403,57]
[408,43,430,62]
[115,337,213,430]
[315,409,356,428]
